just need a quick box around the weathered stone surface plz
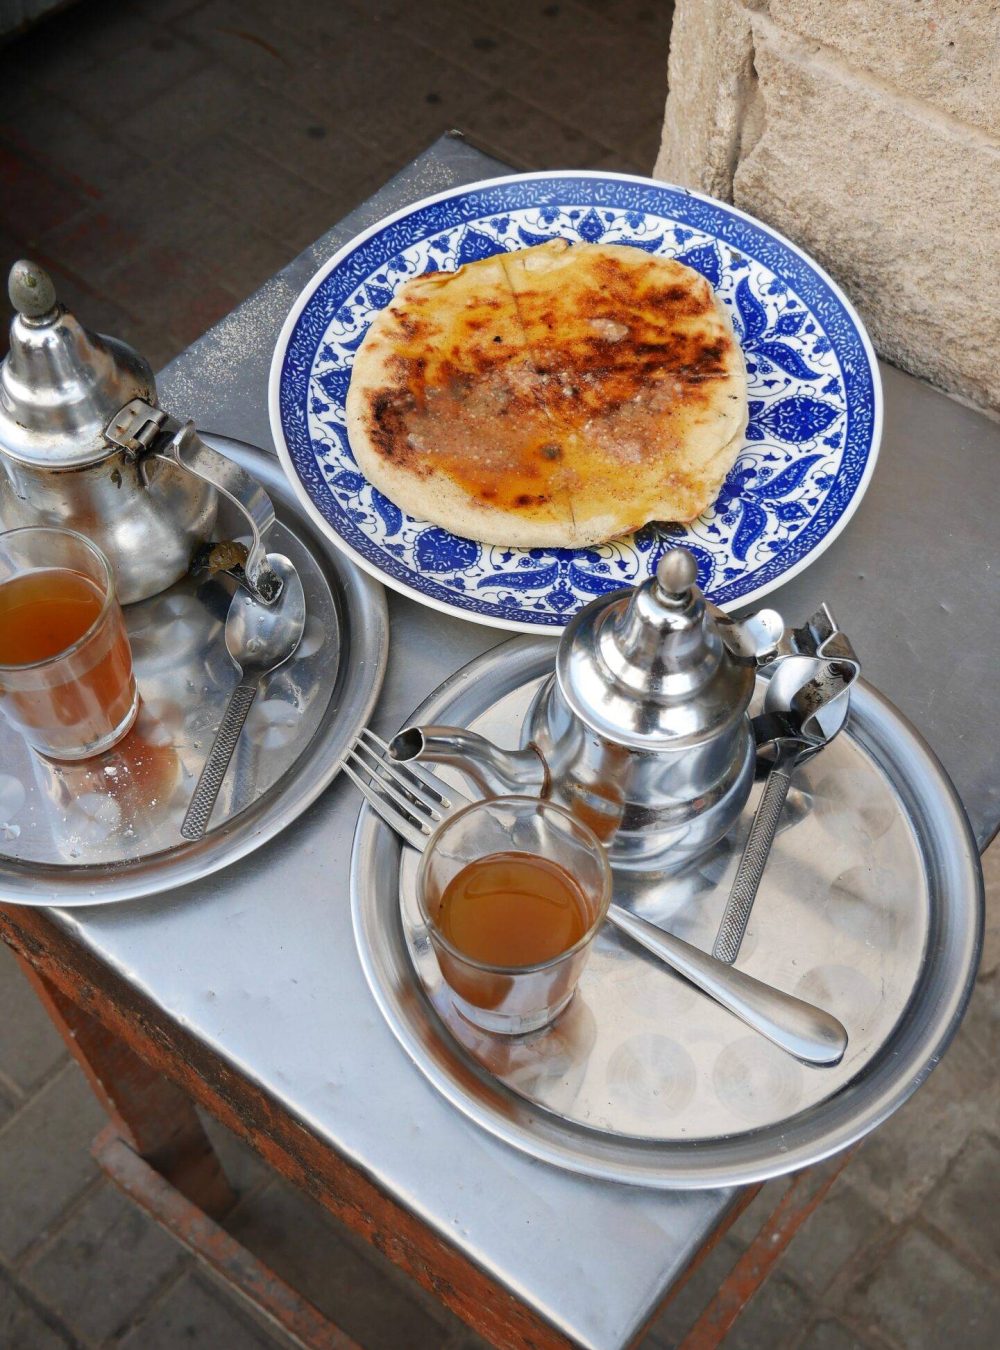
[981,835,1000,976]
[656,1,1000,414]
[119,1271,285,1350]
[0,1273,67,1350]
[723,1274,811,1350]
[799,1320,869,1350]
[733,19,1000,412]
[654,0,756,198]
[767,0,1000,138]
[0,1064,105,1262]
[22,1182,185,1344]
[0,1083,15,1130]
[777,1180,887,1295]
[846,1227,1000,1349]
[844,1013,1000,1223]
[0,943,67,1095]
[923,1132,1000,1274]
[961,969,1000,1073]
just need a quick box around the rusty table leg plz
[14,953,236,1219]
[676,1150,857,1350]
[93,1124,359,1350]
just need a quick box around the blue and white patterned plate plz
[269,172,882,632]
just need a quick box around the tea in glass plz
[418,797,612,1035]
[0,528,138,760]
[436,852,590,966]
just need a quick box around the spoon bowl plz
[180,554,305,840]
[225,553,306,679]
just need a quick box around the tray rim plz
[268,168,884,634]
[0,437,389,908]
[350,635,983,1189]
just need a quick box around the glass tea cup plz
[0,527,139,760]
[417,796,612,1035]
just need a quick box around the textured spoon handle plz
[712,753,796,965]
[181,682,258,841]
[607,905,847,1066]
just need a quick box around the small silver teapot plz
[392,549,788,869]
[0,260,279,605]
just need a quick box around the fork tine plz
[353,737,450,814]
[345,746,444,830]
[342,761,430,852]
[359,726,467,804]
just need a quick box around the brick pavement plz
[0,1,998,1347]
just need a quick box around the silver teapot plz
[0,261,279,605]
[392,549,788,869]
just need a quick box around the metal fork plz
[344,728,847,1067]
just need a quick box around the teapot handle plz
[154,421,282,604]
[106,397,282,604]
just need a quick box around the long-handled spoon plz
[712,652,858,964]
[181,554,305,840]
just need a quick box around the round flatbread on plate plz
[269,172,882,632]
[346,239,748,549]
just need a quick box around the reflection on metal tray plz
[351,637,982,1189]
[0,436,388,907]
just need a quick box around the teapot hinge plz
[104,397,168,460]
[104,398,282,606]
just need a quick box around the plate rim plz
[350,635,982,1189]
[269,169,884,631]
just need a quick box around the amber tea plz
[0,567,105,664]
[0,542,137,761]
[419,798,611,1034]
[437,851,590,967]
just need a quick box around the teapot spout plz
[389,726,546,799]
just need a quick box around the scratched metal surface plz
[37,137,1000,1349]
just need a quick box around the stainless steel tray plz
[351,636,983,1189]
[0,436,388,907]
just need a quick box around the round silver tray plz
[351,636,983,1189]
[0,436,388,907]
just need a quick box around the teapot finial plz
[655,547,698,602]
[9,260,58,322]
[0,260,155,469]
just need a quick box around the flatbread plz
[345,239,747,547]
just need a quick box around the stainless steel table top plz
[44,137,1000,1350]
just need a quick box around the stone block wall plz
[655,0,1000,415]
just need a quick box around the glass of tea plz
[0,527,138,760]
[417,796,612,1035]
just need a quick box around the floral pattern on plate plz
[270,173,881,630]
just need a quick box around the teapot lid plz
[556,548,761,750]
[0,260,155,468]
